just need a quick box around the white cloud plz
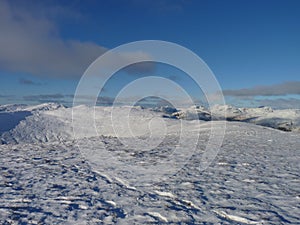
[0,1,153,78]
[0,1,107,78]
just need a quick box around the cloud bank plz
[223,81,300,97]
[0,1,153,79]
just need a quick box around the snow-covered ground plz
[0,103,299,224]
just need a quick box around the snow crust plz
[0,103,299,224]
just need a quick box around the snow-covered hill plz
[0,103,299,224]
[172,104,300,132]
[1,103,300,145]
[0,102,64,113]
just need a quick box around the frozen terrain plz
[0,103,299,224]
[172,105,300,132]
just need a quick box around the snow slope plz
[0,103,299,224]
[1,103,68,144]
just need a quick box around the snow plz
[154,190,176,198]
[0,102,64,112]
[0,104,28,112]
[1,103,299,145]
[213,210,260,224]
[0,103,299,224]
[146,212,169,222]
[174,104,300,132]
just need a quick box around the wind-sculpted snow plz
[0,103,300,224]
[0,122,299,224]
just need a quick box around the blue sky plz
[0,0,300,108]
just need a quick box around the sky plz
[0,0,300,108]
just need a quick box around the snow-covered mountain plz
[0,103,299,224]
[0,102,64,113]
[171,104,300,132]
[1,103,299,145]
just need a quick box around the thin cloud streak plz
[19,78,42,86]
[23,94,66,101]
[223,81,300,97]
[254,98,300,109]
